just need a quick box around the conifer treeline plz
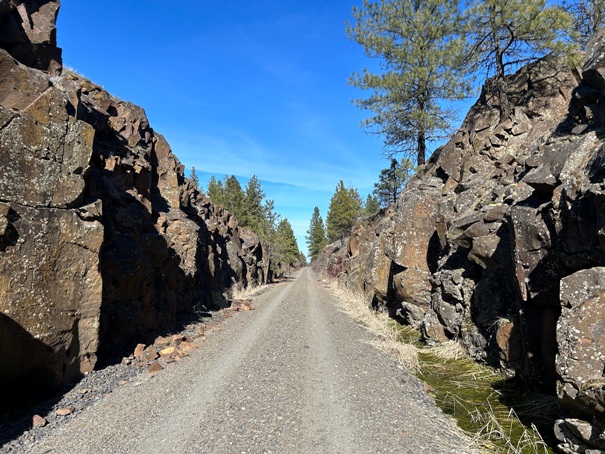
[205,174,305,275]
[306,158,414,261]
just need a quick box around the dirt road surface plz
[24,268,474,453]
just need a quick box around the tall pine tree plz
[306,207,327,261]
[373,158,413,207]
[361,194,381,218]
[563,0,605,48]
[326,181,362,243]
[347,0,469,165]
[241,175,267,233]
[274,218,300,274]
[466,0,574,116]
[206,176,224,206]
[189,166,199,189]
[222,175,245,216]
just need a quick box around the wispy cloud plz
[169,127,380,195]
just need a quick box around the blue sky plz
[56,1,452,254]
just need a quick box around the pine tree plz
[222,175,245,216]
[189,166,200,189]
[563,0,605,48]
[347,0,469,166]
[466,0,575,117]
[361,194,381,218]
[326,181,362,243]
[373,158,413,208]
[306,207,328,261]
[206,176,224,206]
[241,175,267,233]
[274,218,300,273]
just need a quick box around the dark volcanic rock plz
[557,268,605,418]
[0,0,265,408]
[0,0,62,73]
[316,28,605,452]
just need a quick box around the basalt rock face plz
[312,239,348,279]
[0,1,264,406]
[317,30,605,449]
[333,54,579,386]
[0,0,61,74]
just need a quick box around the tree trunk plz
[496,51,509,119]
[417,131,426,166]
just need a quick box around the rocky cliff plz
[0,0,265,407]
[317,30,605,453]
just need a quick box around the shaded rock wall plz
[0,0,61,73]
[0,0,264,405]
[316,30,605,447]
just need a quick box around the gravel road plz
[20,268,475,453]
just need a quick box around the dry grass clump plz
[328,282,420,372]
[230,284,267,301]
[367,338,421,373]
[326,279,555,454]
[428,340,467,361]
[468,402,549,454]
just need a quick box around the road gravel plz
[20,268,475,453]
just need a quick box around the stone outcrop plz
[315,29,605,452]
[0,0,264,407]
[312,239,348,279]
[0,0,61,73]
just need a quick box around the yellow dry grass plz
[326,280,554,454]
[230,284,268,301]
[328,282,420,373]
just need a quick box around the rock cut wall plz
[0,0,265,405]
[318,30,605,451]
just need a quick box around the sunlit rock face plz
[316,28,605,448]
[0,0,264,406]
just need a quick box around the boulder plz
[557,268,605,418]
[555,418,605,454]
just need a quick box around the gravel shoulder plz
[7,268,475,453]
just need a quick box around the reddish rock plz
[133,344,146,358]
[148,361,163,373]
[159,346,175,358]
[154,336,171,348]
[32,414,47,427]
[494,319,521,367]
[140,347,159,364]
[55,407,75,416]
[172,335,184,346]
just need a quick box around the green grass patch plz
[331,283,559,452]
[389,323,557,453]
